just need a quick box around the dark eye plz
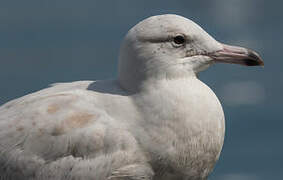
[173,35,186,45]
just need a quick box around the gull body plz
[0,14,263,180]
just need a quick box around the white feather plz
[0,14,225,180]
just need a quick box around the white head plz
[118,14,263,92]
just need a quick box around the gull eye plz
[173,35,186,45]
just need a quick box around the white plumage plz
[0,14,263,180]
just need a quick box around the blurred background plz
[0,0,281,179]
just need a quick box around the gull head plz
[118,14,263,92]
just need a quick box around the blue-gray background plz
[0,0,281,179]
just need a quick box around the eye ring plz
[173,34,186,46]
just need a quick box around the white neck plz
[131,77,225,178]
